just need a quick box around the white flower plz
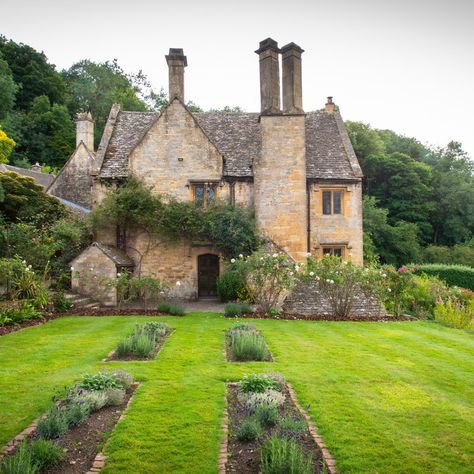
[343,261,348,265]
[272,253,278,258]
[382,273,387,278]
[70,266,74,271]
[295,265,300,272]
[260,257,264,260]
[28,265,32,269]
[230,258,236,263]
[309,271,314,276]
[22,260,26,264]
[329,279,335,284]
[117,273,121,277]
[176,281,181,286]
[348,252,353,257]
[326,279,331,283]
[315,276,320,281]
[388,288,392,292]
[239,254,243,258]
[306,252,312,257]
[90,267,93,271]
[289,271,294,276]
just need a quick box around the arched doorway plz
[198,254,219,298]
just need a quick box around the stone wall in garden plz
[283,279,386,319]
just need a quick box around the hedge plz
[414,264,474,291]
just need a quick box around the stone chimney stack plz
[325,96,335,113]
[281,43,304,113]
[76,112,94,151]
[166,48,187,102]
[255,38,281,114]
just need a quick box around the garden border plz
[0,382,141,472]
[219,381,338,474]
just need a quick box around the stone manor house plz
[48,38,363,305]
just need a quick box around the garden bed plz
[223,374,332,473]
[225,323,273,362]
[233,311,414,322]
[0,372,137,474]
[0,314,63,336]
[105,323,173,361]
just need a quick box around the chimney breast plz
[255,38,281,114]
[166,48,187,102]
[281,43,304,114]
[76,112,94,151]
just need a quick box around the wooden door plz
[198,254,219,297]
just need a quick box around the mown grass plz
[0,314,473,473]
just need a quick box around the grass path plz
[0,314,473,473]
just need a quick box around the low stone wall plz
[283,279,386,319]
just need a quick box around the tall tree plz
[0,52,18,120]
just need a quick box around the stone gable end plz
[128,100,223,199]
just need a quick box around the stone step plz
[64,293,101,309]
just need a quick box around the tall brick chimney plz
[281,43,304,113]
[166,48,187,102]
[76,112,94,151]
[255,38,281,114]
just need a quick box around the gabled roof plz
[1,164,55,188]
[97,105,362,181]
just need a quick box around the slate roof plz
[1,164,55,188]
[94,242,134,267]
[98,105,362,181]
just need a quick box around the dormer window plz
[193,182,217,208]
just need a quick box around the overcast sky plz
[2,0,473,157]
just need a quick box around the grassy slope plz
[0,314,473,473]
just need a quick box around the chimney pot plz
[166,48,187,102]
[325,96,335,113]
[255,38,281,114]
[76,112,94,151]
[281,42,304,113]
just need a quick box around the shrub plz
[230,330,269,361]
[245,390,286,412]
[260,436,313,474]
[79,372,124,391]
[0,442,38,474]
[105,388,126,406]
[231,252,296,313]
[74,390,109,412]
[0,301,43,327]
[143,321,169,336]
[26,439,65,470]
[117,331,156,358]
[434,299,473,329]
[65,400,91,426]
[401,274,447,318]
[225,303,243,318]
[51,291,72,312]
[236,418,262,442]
[36,406,69,440]
[239,302,253,314]
[277,417,306,438]
[232,322,256,331]
[157,301,172,313]
[168,304,185,316]
[217,268,246,302]
[240,374,281,393]
[414,264,474,291]
[111,371,134,389]
[254,402,280,427]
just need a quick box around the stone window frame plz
[321,245,345,258]
[315,242,351,260]
[189,180,220,208]
[313,184,351,217]
[322,189,343,215]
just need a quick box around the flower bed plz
[223,374,331,473]
[0,371,137,474]
[226,323,272,362]
[105,322,172,361]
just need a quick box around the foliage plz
[36,406,69,439]
[414,264,474,291]
[240,374,281,394]
[230,329,270,361]
[73,390,108,412]
[236,418,262,442]
[24,439,65,470]
[0,128,15,163]
[230,252,296,313]
[244,390,286,412]
[434,299,473,329]
[225,303,243,317]
[254,402,280,427]
[302,255,384,318]
[157,301,172,313]
[90,178,259,265]
[0,53,18,120]
[277,417,306,438]
[104,388,126,406]
[128,274,166,310]
[0,172,67,226]
[0,301,43,327]
[423,244,474,268]
[65,400,91,426]
[111,370,134,390]
[168,304,185,316]
[116,323,169,358]
[0,442,38,474]
[79,372,125,391]
[51,291,72,312]
[260,436,313,474]
[217,265,247,302]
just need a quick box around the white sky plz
[1,0,473,157]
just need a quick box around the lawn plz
[0,314,473,473]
